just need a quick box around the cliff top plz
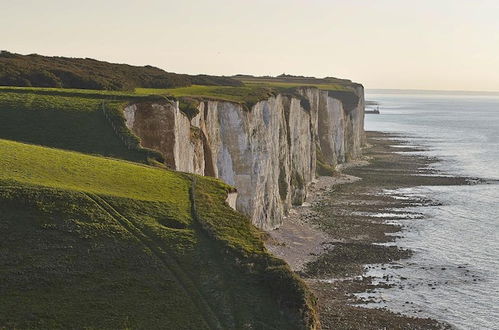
[0,51,361,112]
[133,78,361,115]
[234,73,362,88]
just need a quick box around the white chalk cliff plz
[124,86,365,229]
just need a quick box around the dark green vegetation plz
[0,139,317,329]
[0,52,360,112]
[0,87,163,163]
[234,73,358,86]
[0,51,241,90]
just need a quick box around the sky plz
[2,0,499,91]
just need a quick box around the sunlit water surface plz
[362,91,499,329]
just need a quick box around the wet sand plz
[265,131,480,329]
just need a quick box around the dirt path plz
[85,192,223,330]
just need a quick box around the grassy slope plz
[0,88,163,163]
[0,139,190,207]
[0,139,316,329]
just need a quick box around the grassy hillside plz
[0,87,165,163]
[0,51,242,90]
[0,139,317,329]
[0,139,189,207]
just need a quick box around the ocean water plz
[362,91,499,329]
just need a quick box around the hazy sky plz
[2,0,499,91]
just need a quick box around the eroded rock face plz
[124,102,205,174]
[124,87,365,229]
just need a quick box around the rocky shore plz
[265,131,478,329]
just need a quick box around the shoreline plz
[265,131,478,329]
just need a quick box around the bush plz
[0,51,242,91]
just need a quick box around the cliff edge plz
[124,80,365,229]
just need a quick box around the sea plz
[362,90,499,329]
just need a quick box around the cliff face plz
[124,86,365,229]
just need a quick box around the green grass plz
[135,80,351,101]
[241,79,351,91]
[192,175,319,328]
[0,186,208,329]
[0,138,190,210]
[1,73,358,108]
[135,78,357,112]
[0,88,163,163]
[0,139,318,328]
[0,85,140,98]
[136,84,279,109]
